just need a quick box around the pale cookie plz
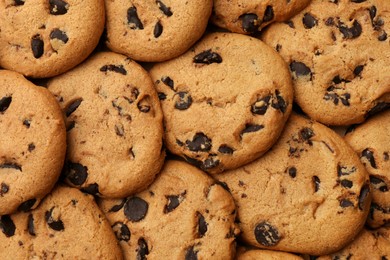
[0,0,105,78]
[0,185,123,259]
[149,32,293,174]
[216,113,371,255]
[98,160,239,260]
[211,0,311,34]
[345,109,390,228]
[261,0,390,125]
[47,52,165,198]
[0,70,66,215]
[105,0,213,62]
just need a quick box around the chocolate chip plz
[361,148,377,168]
[161,76,174,89]
[28,214,35,236]
[115,124,124,137]
[128,147,135,159]
[0,163,22,171]
[185,246,198,260]
[154,21,163,38]
[0,96,12,113]
[164,195,180,213]
[202,156,220,170]
[263,5,274,22]
[341,179,353,188]
[240,124,264,137]
[251,95,271,115]
[49,0,68,15]
[353,65,364,76]
[65,98,82,117]
[45,207,64,231]
[370,176,388,192]
[340,199,354,208]
[0,183,9,196]
[384,152,389,161]
[285,20,295,28]
[358,184,370,210]
[31,35,44,59]
[193,49,222,64]
[127,6,144,30]
[325,17,335,26]
[369,6,377,20]
[378,31,387,41]
[28,143,35,152]
[337,165,356,176]
[197,212,208,237]
[271,91,287,113]
[100,65,127,75]
[23,119,30,128]
[288,167,297,178]
[136,238,149,260]
[313,176,320,192]
[124,197,148,222]
[339,20,362,39]
[299,127,314,141]
[185,133,212,152]
[366,102,389,118]
[351,0,366,2]
[158,92,167,100]
[50,29,68,43]
[81,183,99,196]
[240,13,260,33]
[290,61,311,77]
[303,13,318,29]
[174,92,192,110]
[109,199,126,212]
[18,199,37,212]
[218,145,234,154]
[14,0,25,5]
[0,215,16,237]
[137,97,151,113]
[156,0,173,17]
[64,162,88,186]
[254,222,280,246]
[112,222,131,242]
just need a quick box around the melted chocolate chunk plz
[100,65,127,75]
[303,13,318,29]
[156,0,173,16]
[263,5,274,22]
[65,98,82,117]
[0,183,9,196]
[109,199,126,212]
[271,91,287,113]
[370,176,388,192]
[340,179,353,189]
[164,192,186,213]
[112,222,131,242]
[45,207,65,231]
[202,156,220,170]
[340,199,354,208]
[161,76,174,89]
[0,96,12,112]
[49,0,68,15]
[158,92,167,100]
[124,197,148,222]
[174,92,192,110]
[351,0,367,2]
[313,176,320,192]
[339,20,362,39]
[28,143,35,152]
[197,212,208,237]
[358,184,370,210]
[378,31,387,41]
[185,133,212,152]
[251,95,271,115]
[366,102,390,118]
[185,246,198,260]
[254,222,280,246]
[240,13,260,33]
[299,127,315,141]
[31,35,44,58]
[193,49,222,64]
[353,65,364,76]
[14,0,25,5]
[218,145,234,154]
[50,29,68,43]
[240,124,264,137]
[28,214,35,236]
[337,165,356,176]
[0,215,16,237]
[127,6,144,30]
[154,21,163,38]
[0,163,22,171]
[290,61,311,77]
[18,199,37,212]
[137,238,149,260]
[288,167,297,178]
[64,162,88,186]
[81,183,99,196]
[369,6,377,20]
[361,148,377,168]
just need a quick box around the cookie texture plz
[236,247,303,260]
[149,32,293,174]
[261,0,390,125]
[98,160,239,260]
[211,0,311,34]
[105,0,213,62]
[345,109,390,229]
[216,113,371,255]
[318,227,390,260]
[0,185,123,259]
[0,0,105,78]
[47,52,165,198]
[0,70,66,215]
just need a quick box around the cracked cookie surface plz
[261,0,390,125]
[0,0,105,78]
[98,160,239,260]
[0,70,66,215]
[149,32,293,174]
[47,52,165,198]
[215,113,371,255]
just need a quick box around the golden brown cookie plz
[236,247,303,260]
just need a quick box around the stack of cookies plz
[0,0,389,259]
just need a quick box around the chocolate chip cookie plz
[0,185,123,259]
[47,52,165,198]
[216,113,371,255]
[105,0,213,62]
[0,0,105,78]
[149,32,293,174]
[211,0,312,34]
[0,70,66,215]
[261,0,390,125]
[345,109,390,229]
[98,160,239,259]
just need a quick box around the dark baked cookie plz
[345,109,390,228]
[0,0,105,78]
[0,185,123,259]
[98,160,239,259]
[0,70,66,215]
[149,32,293,174]
[47,52,165,198]
[261,0,390,125]
[105,0,213,62]
[216,113,371,255]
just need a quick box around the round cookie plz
[261,0,390,125]
[345,109,390,229]
[215,113,371,255]
[98,160,239,259]
[0,0,105,78]
[0,70,66,215]
[317,227,390,260]
[47,52,165,198]
[105,0,213,62]
[149,32,293,174]
[211,0,312,35]
[236,248,303,260]
[0,185,123,259]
